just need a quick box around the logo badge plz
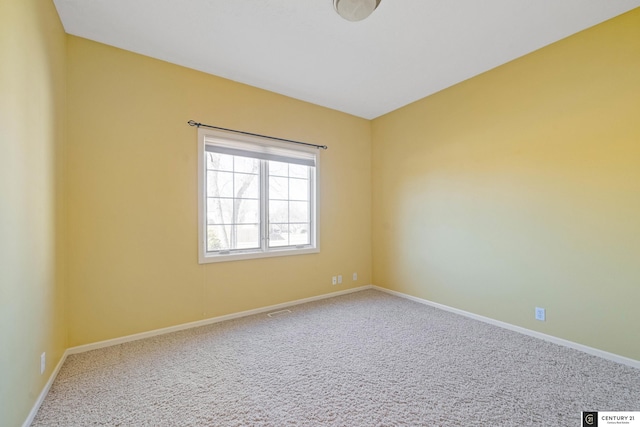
[583,412,598,426]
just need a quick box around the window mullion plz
[308,167,313,247]
[288,165,292,247]
[261,160,268,252]
[231,157,237,250]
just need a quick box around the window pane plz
[290,201,309,223]
[289,178,309,201]
[207,225,231,251]
[266,165,311,248]
[236,199,259,224]
[289,164,308,178]
[205,153,264,252]
[206,152,233,172]
[234,157,259,174]
[207,171,233,198]
[290,223,310,246]
[268,161,288,177]
[269,200,288,223]
[269,176,288,200]
[269,224,289,247]
[207,198,233,224]
[234,173,259,199]
[236,224,260,249]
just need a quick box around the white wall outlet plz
[535,307,546,321]
[353,272,358,281]
[332,276,337,285]
[40,352,46,375]
[337,275,342,284]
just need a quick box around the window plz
[198,128,319,263]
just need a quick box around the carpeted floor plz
[32,289,640,426]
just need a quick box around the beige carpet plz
[32,289,640,426]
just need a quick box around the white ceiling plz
[53,0,640,119]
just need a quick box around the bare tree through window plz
[206,153,260,251]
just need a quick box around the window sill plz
[198,246,319,264]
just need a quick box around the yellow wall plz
[372,8,640,360]
[0,0,67,425]
[65,36,372,346]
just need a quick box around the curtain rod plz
[187,120,328,150]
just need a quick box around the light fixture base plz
[334,0,381,22]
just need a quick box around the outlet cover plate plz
[40,352,46,374]
[535,307,546,321]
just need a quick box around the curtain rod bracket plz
[187,120,328,150]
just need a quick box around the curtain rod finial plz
[187,120,199,127]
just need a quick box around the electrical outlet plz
[337,275,342,284]
[40,352,46,375]
[353,272,358,281]
[332,276,337,285]
[535,307,546,321]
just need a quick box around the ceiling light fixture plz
[333,0,381,22]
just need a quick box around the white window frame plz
[198,127,320,264]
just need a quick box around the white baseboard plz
[67,285,373,355]
[372,285,640,370]
[22,348,70,427]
